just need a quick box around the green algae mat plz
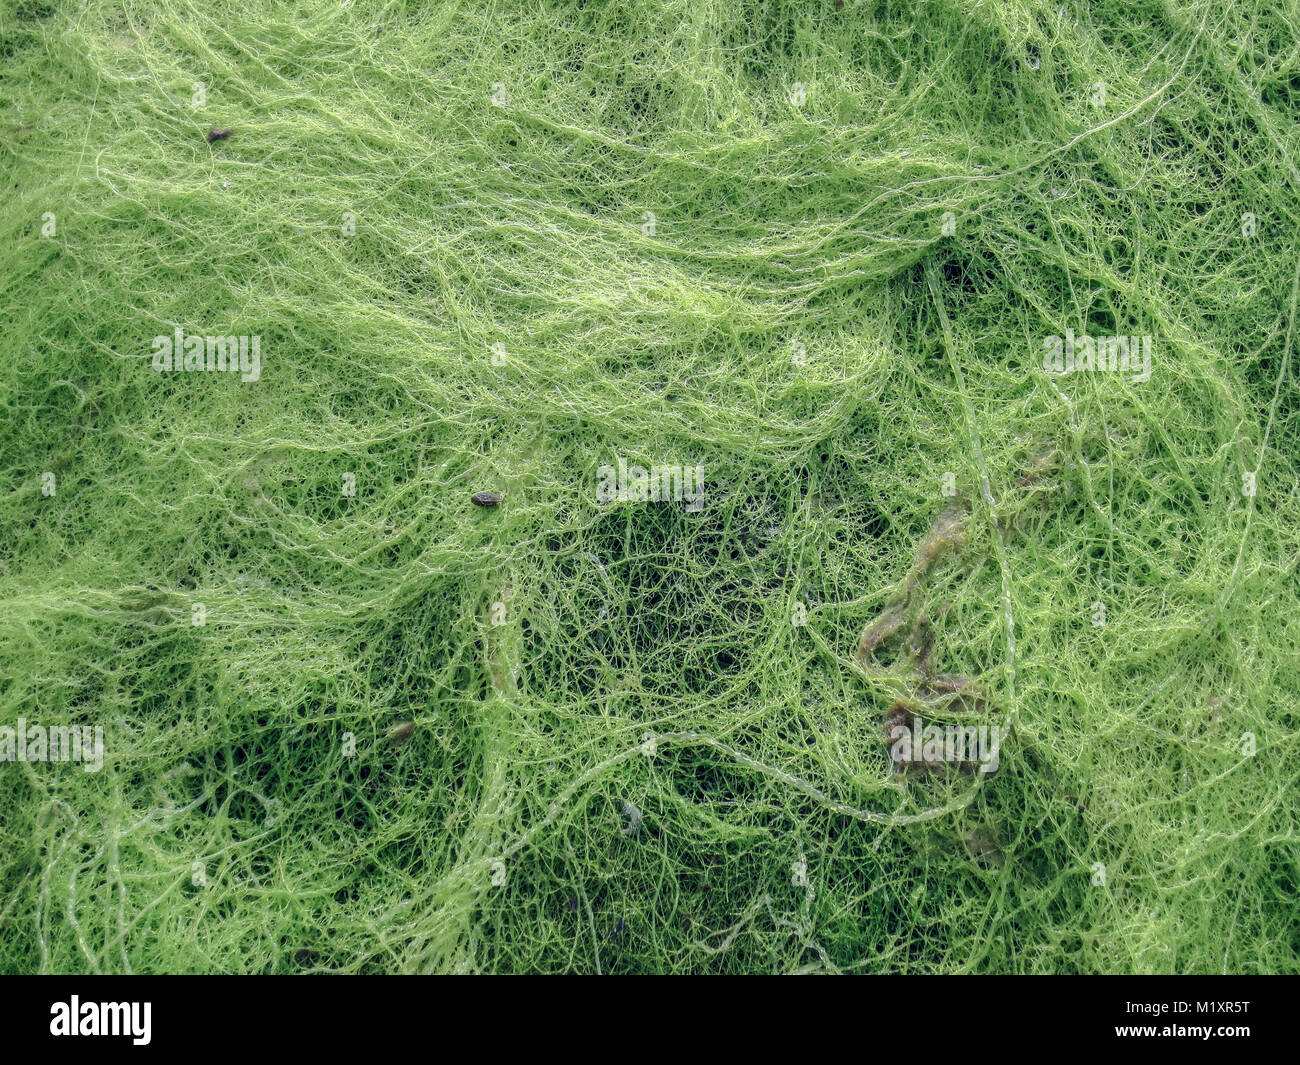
[2,0,1298,974]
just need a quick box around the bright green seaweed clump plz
[1,0,1298,973]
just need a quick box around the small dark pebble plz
[471,491,503,507]
[206,128,232,143]
[386,721,415,746]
